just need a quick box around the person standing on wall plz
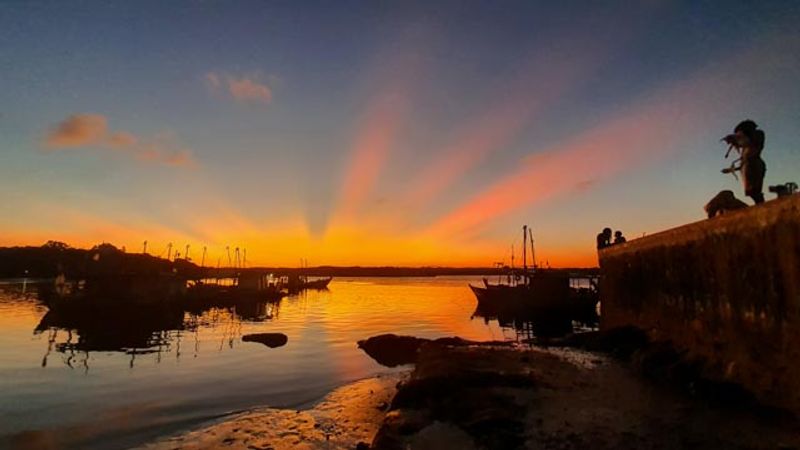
[722,120,767,204]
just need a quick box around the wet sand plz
[137,372,406,450]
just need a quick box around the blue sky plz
[1,0,799,265]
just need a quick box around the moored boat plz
[185,272,285,306]
[468,225,599,317]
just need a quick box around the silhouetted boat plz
[302,276,332,290]
[469,225,598,317]
[185,273,285,306]
[39,273,187,313]
[284,274,333,293]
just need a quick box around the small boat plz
[469,225,598,317]
[302,276,332,290]
[186,273,285,306]
[284,274,333,293]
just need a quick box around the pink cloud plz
[206,72,272,104]
[43,114,196,168]
[44,114,108,148]
[107,131,137,148]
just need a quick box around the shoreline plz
[136,372,408,450]
[366,336,800,449]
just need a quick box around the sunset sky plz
[2,1,799,267]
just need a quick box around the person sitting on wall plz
[613,230,627,245]
[704,190,749,218]
[596,227,612,250]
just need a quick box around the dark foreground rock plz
[368,336,800,450]
[357,333,510,367]
[242,332,288,348]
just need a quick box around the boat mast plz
[510,245,515,286]
[522,225,528,284]
[528,228,536,270]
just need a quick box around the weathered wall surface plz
[599,195,800,412]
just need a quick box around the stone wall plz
[599,195,800,412]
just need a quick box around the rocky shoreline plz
[141,330,800,449]
[364,332,800,449]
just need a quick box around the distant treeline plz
[0,241,598,279]
[231,266,599,278]
[0,241,201,279]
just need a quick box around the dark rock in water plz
[357,334,429,367]
[358,334,430,367]
[242,333,288,348]
[358,334,514,367]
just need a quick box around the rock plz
[357,334,512,368]
[242,333,288,348]
[357,334,430,367]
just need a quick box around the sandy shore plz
[136,372,407,450]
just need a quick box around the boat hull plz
[469,274,597,318]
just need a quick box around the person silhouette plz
[596,227,612,250]
[723,120,766,204]
[613,231,626,245]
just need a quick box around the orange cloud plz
[43,114,196,168]
[44,114,108,148]
[107,131,137,148]
[206,72,272,104]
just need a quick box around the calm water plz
[0,276,532,450]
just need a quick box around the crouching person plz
[704,190,748,218]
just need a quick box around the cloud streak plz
[331,30,432,222]
[44,114,196,168]
[424,80,723,238]
[206,72,273,104]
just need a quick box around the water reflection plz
[0,276,581,450]
[472,301,599,340]
[32,294,284,370]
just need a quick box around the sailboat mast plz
[529,228,536,269]
[522,225,528,281]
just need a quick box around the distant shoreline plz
[238,266,599,278]
[0,243,597,279]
